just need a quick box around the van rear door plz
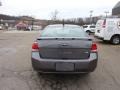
[95,19,105,38]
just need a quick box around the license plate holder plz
[56,63,74,71]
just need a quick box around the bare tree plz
[51,10,59,21]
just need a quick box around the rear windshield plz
[41,27,87,38]
[83,26,88,28]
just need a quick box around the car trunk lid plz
[37,38,92,60]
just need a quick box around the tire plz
[86,31,91,35]
[111,36,120,45]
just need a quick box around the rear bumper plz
[31,52,98,73]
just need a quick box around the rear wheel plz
[111,36,120,45]
[86,30,91,35]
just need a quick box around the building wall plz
[112,2,120,16]
[112,7,120,16]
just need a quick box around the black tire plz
[111,36,120,45]
[86,31,91,35]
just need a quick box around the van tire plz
[111,35,120,45]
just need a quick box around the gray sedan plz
[31,24,98,74]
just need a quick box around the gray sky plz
[0,0,119,19]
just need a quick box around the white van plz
[95,18,120,45]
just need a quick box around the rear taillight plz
[102,19,106,28]
[91,43,97,52]
[32,42,39,51]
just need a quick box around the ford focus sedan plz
[31,24,98,74]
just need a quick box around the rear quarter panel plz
[95,20,104,37]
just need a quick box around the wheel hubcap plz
[113,37,120,44]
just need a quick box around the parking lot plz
[0,30,120,90]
